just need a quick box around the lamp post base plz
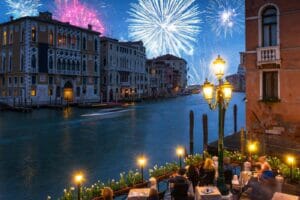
[216,177,229,195]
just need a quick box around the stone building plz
[0,12,101,105]
[100,37,147,102]
[226,52,246,92]
[146,54,187,97]
[245,0,300,136]
[146,59,173,97]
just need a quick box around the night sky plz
[0,0,245,85]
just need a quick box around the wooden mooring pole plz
[189,110,194,155]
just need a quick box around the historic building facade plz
[100,37,147,102]
[0,12,101,105]
[146,54,187,97]
[146,59,173,97]
[245,0,300,136]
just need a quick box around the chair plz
[171,182,189,200]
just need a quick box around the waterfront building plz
[245,0,300,135]
[100,37,147,102]
[226,52,246,92]
[0,12,101,105]
[146,54,187,97]
[146,59,173,97]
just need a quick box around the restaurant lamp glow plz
[176,147,184,157]
[74,173,84,184]
[248,142,257,153]
[287,156,295,166]
[137,156,147,167]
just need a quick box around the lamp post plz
[248,142,257,162]
[202,55,233,195]
[287,156,295,181]
[74,173,84,200]
[176,146,184,168]
[137,156,147,183]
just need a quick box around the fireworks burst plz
[54,0,105,33]
[206,0,244,38]
[5,0,41,18]
[128,0,201,58]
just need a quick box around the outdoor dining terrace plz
[55,145,300,200]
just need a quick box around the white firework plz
[5,0,41,18]
[128,0,201,58]
[206,0,244,38]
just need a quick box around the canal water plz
[0,93,245,200]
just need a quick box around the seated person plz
[102,187,113,200]
[256,156,274,180]
[169,168,190,200]
[199,158,215,186]
[187,164,199,189]
[223,157,233,185]
[148,188,159,200]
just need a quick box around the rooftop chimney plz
[10,16,14,21]
[88,24,93,30]
[39,12,53,20]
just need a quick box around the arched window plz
[49,31,54,45]
[67,60,70,70]
[262,6,277,47]
[49,56,53,69]
[57,59,61,70]
[82,37,86,50]
[82,60,86,71]
[31,55,36,68]
[76,61,80,71]
[72,61,75,71]
[94,39,98,51]
[94,61,98,72]
[31,26,36,42]
[62,60,66,70]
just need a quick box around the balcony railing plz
[257,46,281,67]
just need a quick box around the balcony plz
[257,46,281,67]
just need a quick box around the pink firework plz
[54,0,105,33]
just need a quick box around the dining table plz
[127,188,150,200]
[194,186,222,200]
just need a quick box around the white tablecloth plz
[127,188,150,200]
[194,186,222,200]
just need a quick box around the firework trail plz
[54,0,105,33]
[206,0,244,38]
[5,0,41,18]
[128,0,201,58]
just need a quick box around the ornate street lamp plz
[287,156,295,180]
[74,172,84,200]
[137,156,147,183]
[202,55,233,195]
[247,141,258,162]
[176,146,185,168]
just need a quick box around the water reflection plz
[0,94,245,200]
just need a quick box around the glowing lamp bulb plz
[74,173,84,184]
[287,156,295,165]
[137,157,147,167]
[202,79,214,103]
[248,142,257,153]
[221,81,233,102]
[212,55,226,80]
[176,147,184,157]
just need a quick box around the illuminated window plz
[31,89,36,96]
[31,26,36,42]
[58,34,63,46]
[49,31,54,45]
[9,31,13,44]
[3,31,7,45]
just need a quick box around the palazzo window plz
[31,26,36,42]
[262,6,277,47]
[262,71,279,101]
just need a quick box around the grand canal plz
[0,93,245,200]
